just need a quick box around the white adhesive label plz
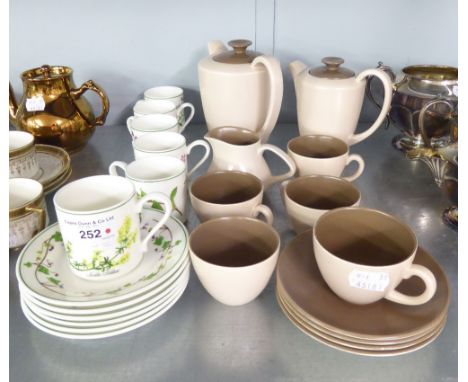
[348,270,390,292]
[25,96,45,112]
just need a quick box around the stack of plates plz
[35,144,72,194]
[16,208,189,340]
[276,230,451,356]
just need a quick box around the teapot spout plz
[9,82,18,126]
[288,60,308,81]
[208,40,228,56]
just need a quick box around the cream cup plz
[9,131,40,179]
[54,175,172,281]
[9,178,48,249]
[133,99,194,133]
[313,207,437,305]
[109,156,188,222]
[283,175,360,234]
[127,114,179,140]
[190,171,273,224]
[144,86,184,105]
[287,135,365,181]
[189,217,280,306]
[132,132,210,176]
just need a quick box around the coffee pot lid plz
[309,57,355,79]
[213,39,261,64]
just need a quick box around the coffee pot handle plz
[251,56,283,143]
[350,69,393,145]
[385,264,437,306]
[258,144,296,189]
[418,97,455,148]
[70,80,110,126]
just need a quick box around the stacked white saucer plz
[16,208,189,340]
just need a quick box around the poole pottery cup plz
[132,131,210,176]
[9,131,40,179]
[283,175,360,234]
[133,99,194,132]
[313,207,437,305]
[190,171,273,223]
[9,178,48,249]
[287,135,365,180]
[109,156,188,222]
[54,175,172,280]
[127,114,179,140]
[189,217,280,306]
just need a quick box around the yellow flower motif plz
[117,252,130,265]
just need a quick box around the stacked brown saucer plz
[276,230,450,356]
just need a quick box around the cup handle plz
[385,264,437,306]
[177,102,195,133]
[108,161,128,177]
[186,139,211,178]
[350,68,393,145]
[126,116,136,140]
[25,206,46,234]
[251,204,274,225]
[135,193,172,253]
[343,154,365,182]
[258,144,296,189]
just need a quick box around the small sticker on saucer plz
[348,270,389,292]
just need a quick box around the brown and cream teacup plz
[287,135,365,180]
[283,175,360,234]
[313,207,437,305]
[189,217,280,306]
[9,178,48,249]
[189,171,273,224]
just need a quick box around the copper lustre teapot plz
[9,65,109,152]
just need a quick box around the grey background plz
[9,0,458,126]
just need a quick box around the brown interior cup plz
[191,171,262,204]
[206,127,259,146]
[189,217,279,267]
[286,176,360,210]
[288,135,348,158]
[315,207,417,266]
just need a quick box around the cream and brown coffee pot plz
[9,65,109,152]
[198,39,283,143]
[290,57,392,145]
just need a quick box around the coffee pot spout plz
[288,60,307,81]
[207,40,228,56]
[9,82,18,126]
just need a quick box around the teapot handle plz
[258,144,296,189]
[365,62,397,129]
[251,56,283,143]
[350,69,393,145]
[70,80,110,126]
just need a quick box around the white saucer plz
[21,262,190,322]
[20,270,189,340]
[16,208,189,307]
[22,267,189,330]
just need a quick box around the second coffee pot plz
[289,57,393,145]
[198,39,283,143]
